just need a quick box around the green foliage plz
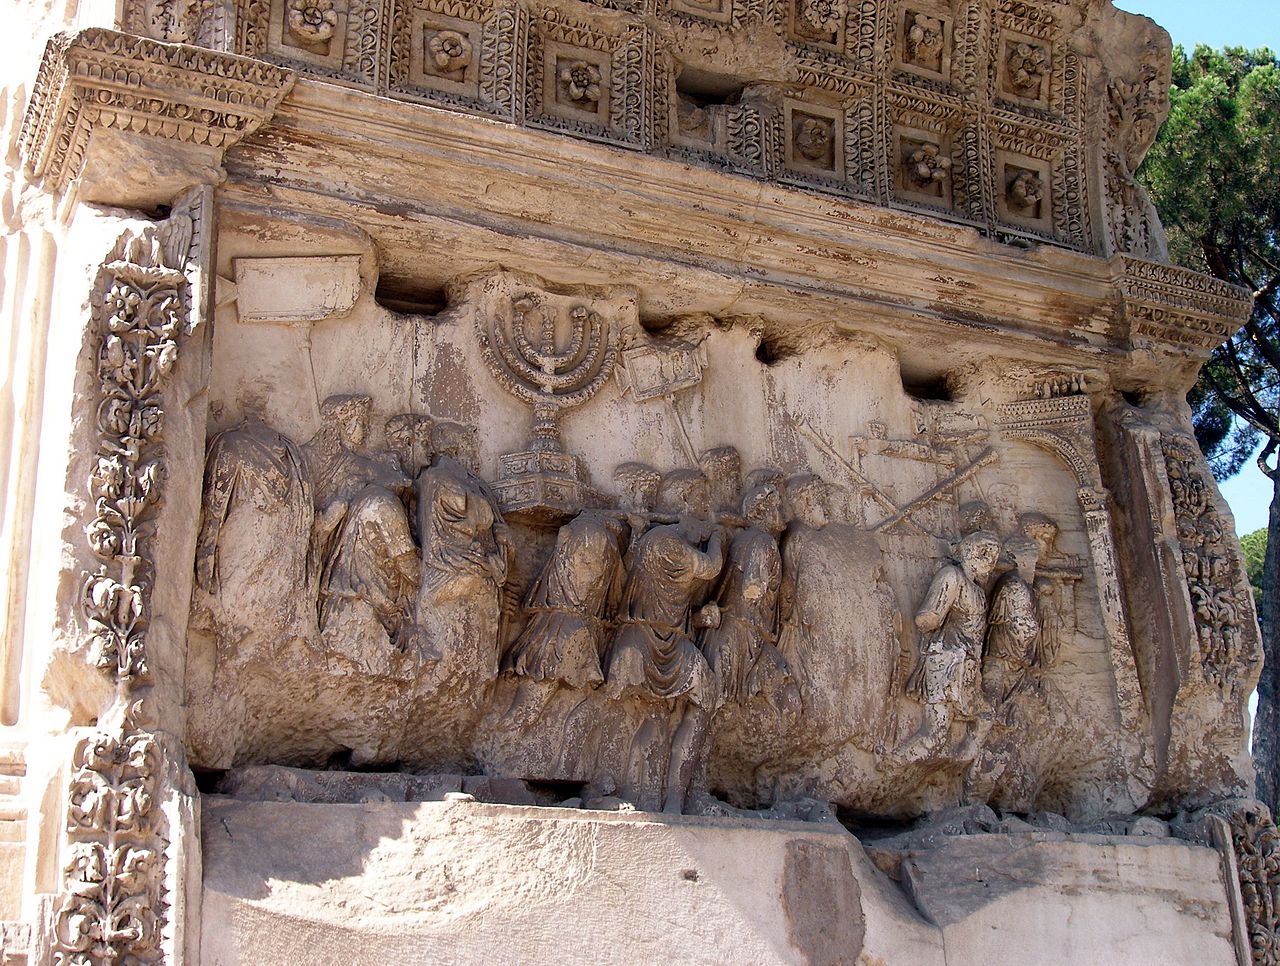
[1141,45,1280,483]
[1242,526,1268,613]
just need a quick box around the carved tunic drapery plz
[604,522,722,707]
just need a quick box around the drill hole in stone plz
[375,277,447,316]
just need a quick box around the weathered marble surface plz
[0,0,1270,962]
[200,795,1239,966]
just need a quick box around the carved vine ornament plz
[53,207,201,966]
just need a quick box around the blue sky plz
[1114,1,1279,53]
[1114,1,1277,535]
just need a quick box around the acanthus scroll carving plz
[1161,435,1260,694]
[54,200,203,966]
[53,715,167,966]
[82,234,192,684]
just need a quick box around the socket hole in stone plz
[193,768,227,794]
[901,372,952,402]
[756,336,792,366]
[376,277,447,316]
[1122,388,1147,407]
[676,65,744,106]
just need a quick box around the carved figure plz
[982,536,1042,707]
[794,116,833,162]
[1007,170,1044,215]
[304,396,420,652]
[1006,41,1049,96]
[898,530,1002,762]
[603,469,726,812]
[614,461,661,554]
[699,445,742,516]
[699,483,796,715]
[777,473,831,694]
[195,422,312,601]
[417,421,512,608]
[503,511,628,689]
[905,12,944,69]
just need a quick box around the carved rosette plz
[51,206,201,966]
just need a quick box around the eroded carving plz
[1162,436,1258,694]
[54,200,205,966]
[601,470,726,812]
[898,530,1001,763]
[473,277,624,520]
[699,483,798,717]
[306,397,421,664]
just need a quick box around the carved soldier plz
[503,510,628,690]
[777,473,831,692]
[699,483,796,717]
[603,469,726,813]
[699,445,742,518]
[417,421,513,608]
[304,395,420,653]
[897,529,1002,763]
[982,536,1043,707]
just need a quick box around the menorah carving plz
[477,292,618,522]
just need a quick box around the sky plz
[1113,1,1279,53]
[1111,1,1277,535]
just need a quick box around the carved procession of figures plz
[192,397,1075,816]
[186,277,1111,816]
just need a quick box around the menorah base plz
[493,450,596,525]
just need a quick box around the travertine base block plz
[200,798,1236,966]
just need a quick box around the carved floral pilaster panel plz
[52,720,168,966]
[1160,435,1261,696]
[1202,801,1280,966]
[49,200,204,966]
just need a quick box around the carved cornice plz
[1117,256,1254,355]
[18,29,293,199]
